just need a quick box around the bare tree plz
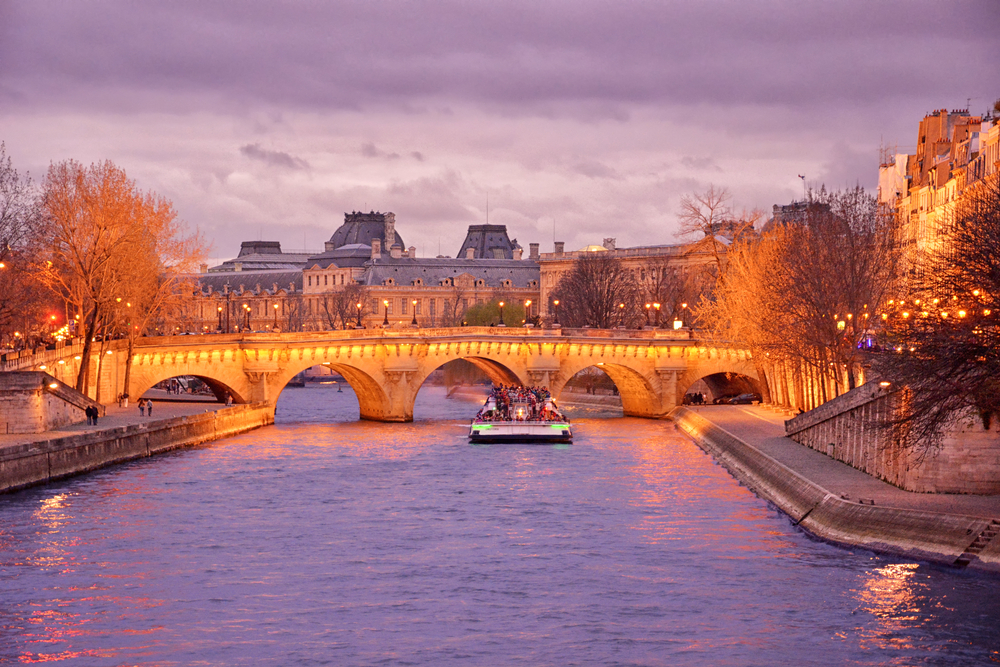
[551,253,642,328]
[700,186,901,402]
[0,143,47,345]
[320,283,369,329]
[875,174,1000,446]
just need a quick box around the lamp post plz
[356,302,363,328]
[618,302,625,328]
[524,299,532,326]
[217,305,223,332]
[644,303,651,327]
[225,291,231,334]
[552,299,560,327]
[383,299,389,327]
[653,302,661,327]
[497,301,505,327]
[273,303,279,331]
[243,303,251,331]
[411,299,418,326]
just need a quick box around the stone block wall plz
[785,382,1000,494]
[0,372,103,434]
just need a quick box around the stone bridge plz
[1,328,759,422]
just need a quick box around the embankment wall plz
[671,407,999,574]
[0,403,274,494]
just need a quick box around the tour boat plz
[468,395,573,444]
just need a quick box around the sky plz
[1,1,997,262]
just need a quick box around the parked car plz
[729,393,762,405]
[712,394,740,404]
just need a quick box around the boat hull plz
[469,422,573,444]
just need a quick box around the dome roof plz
[327,211,404,251]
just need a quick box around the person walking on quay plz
[85,406,94,425]
[146,400,153,417]
[139,399,146,417]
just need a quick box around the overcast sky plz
[1,1,997,260]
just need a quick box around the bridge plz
[1,328,758,422]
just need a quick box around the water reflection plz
[0,385,997,666]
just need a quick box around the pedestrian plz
[92,407,99,426]
[147,400,153,417]
[85,406,93,425]
[122,392,129,408]
[139,399,145,417]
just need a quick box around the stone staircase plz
[954,520,1000,568]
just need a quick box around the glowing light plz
[39,364,46,369]
[973,289,981,296]
[901,312,910,319]
[958,310,967,318]
[985,309,992,316]
[49,383,58,389]
[941,312,948,318]
[837,320,846,330]
[673,319,683,330]
[58,360,65,364]
[881,313,888,320]
[879,381,891,387]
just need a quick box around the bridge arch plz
[552,358,661,418]
[677,352,761,404]
[405,354,528,420]
[269,359,393,422]
[130,368,251,405]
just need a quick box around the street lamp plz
[618,302,625,328]
[383,299,389,326]
[644,303,651,326]
[411,299,418,326]
[497,301,505,327]
[243,303,250,331]
[653,302,661,327]
[273,303,279,330]
[524,299,532,326]
[217,305,223,332]
[553,299,560,327]
[356,301,363,328]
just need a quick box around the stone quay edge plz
[0,403,275,495]
[670,407,1000,574]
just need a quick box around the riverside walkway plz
[0,397,225,449]
[684,404,1000,518]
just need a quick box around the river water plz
[1,384,999,666]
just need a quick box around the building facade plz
[174,212,541,332]
[879,108,1000,259]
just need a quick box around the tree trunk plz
[76,304,100,394]
[123,335,136,402]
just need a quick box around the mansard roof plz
[195,270,303,296]
[456,224,520,260]
[305,243,373,269]
[359,257,539,288]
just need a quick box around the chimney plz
[390,244,402,259]
[603,237,616,251]
[408,246,416,258]
[371,238,381,259]
[514,247,523,260]
[554,241,565,255]
[466,248,475,259]
[199,263,208,273]
[234,262,242,272]
[384,212,396,249]
[529,243,539,259]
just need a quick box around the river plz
[1,384,998,665]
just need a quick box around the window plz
[308,276,312,287]
[372,298,379,313]
[429,299,436,317]
[415,300,422,315]
[340,274,345,285]
[401,299,408,315]
[461,298,468,311]
[324,275,328,286]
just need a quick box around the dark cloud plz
[239,143,309,170]
[572,159,620,180]
[1,1,995,117]
[361,142,400,160]
[680,156,722,172]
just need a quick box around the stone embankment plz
[0,403,274,494]
[671,406,1000,574]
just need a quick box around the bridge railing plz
[2,326,712,372]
